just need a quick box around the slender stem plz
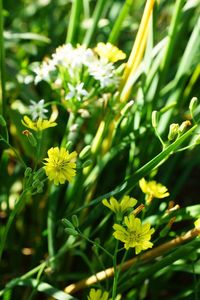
[78,230,113,259]
[66,0,82,44]
[0,138,27,168]
[83,0,107,47]
[0,0,6,116]
[112,241,119,300]
[108,0,133,44]
[0,189,30,263]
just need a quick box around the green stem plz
[112,241,119,300]
[0,138,27,168]
[66,0,82,44]
[47,184,59,269]
[108,0,133,44]
[0,189,30,263]
[83,0,107,47]
[78,230,113,259]
[0,0,6,116]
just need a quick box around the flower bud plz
[189,97,198,117]
[168,123,179,141]
[22,130,37,147]
[24,167,32,178]
[152,111,159,128]
[33,168,45,180]
[178,120,191,135]
[71,215,79,228]
[64,228,78,237]
[82,159,93,168]
[79,145,91,160]
[62,218,75,229]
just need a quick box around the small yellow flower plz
[88,289,109,300]
[95,42,126,63]
[113,214,154,254]
[139,178,169,203]
[43,147,77,185]
[194,218,200,229]
[22,115,57,131]
[102,195,137,214]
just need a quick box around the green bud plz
[71,215,79,228]
[66,141,73,150]
[159,226,170,238]
[82,160,93,168]
[194,135,200,145]
[62,218,75,229]
[79,145,91,160]
[178,120,191,135]
[168,123,179,141]
[33,168,45,180]
[152,111,159,128]
[0,115,6,127]
[121,100,134,116]
[27,132,37,147]
[189,97,198,117]
[120,117,129,130]
[24,167,32,178]
[32,179,40,188]
[64,228,78,237]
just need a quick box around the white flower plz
[65,83,88,101]
[29,99,48,120]
[52,44,74,67]
[88,58,120,88]
[34,60,56,84]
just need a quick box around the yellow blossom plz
[22,115,57,131]
[87,289,110,300]
[113,214,154,254]
[102,195,137,214]
[194,218,200,229]
[43,147,77,185]
[95,43,126,63]
[139,178,169,203]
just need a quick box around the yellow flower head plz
[95,43,126,63]
[88,289,109,300]
[194,218,200,229]
[43,147,77,185]
[22,115,57,131]
[113,214,155,254]
[102,195,137,214]
[139,178,169,203]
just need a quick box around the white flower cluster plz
[33,44,120,103]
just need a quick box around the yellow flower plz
[88,289,110,300]
[113,214,154,254]
[194,218,200,229]
[95,42,126,63]
[102,195,137,214]
[43,147,77,185]
[139,178,169,203]
[22,115,57,131]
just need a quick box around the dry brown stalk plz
[64,227,200,294]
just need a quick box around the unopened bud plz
[66,141,73,150]
[189,97,198,117]
[121,100,134,116]
[152,111,159,128]
[71,215,79,228]
[168,123,179,141]
[64,228,78,237]
[79,145,91,160]
[178,120,191,135]
[82,160,93,168]
[24,167,32,178]
[33,168,45,180]
[62,218,75,229]
[22,130,37,147]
